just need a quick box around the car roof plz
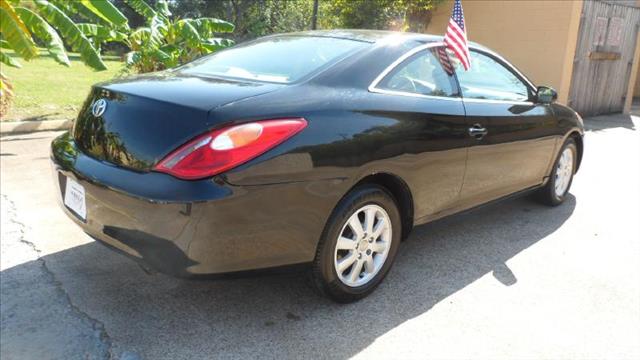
[278,29,489,51]
[277,30,533,91]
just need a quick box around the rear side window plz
[377,47,458,98]
[180,36,369,83]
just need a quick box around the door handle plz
[468,124,488,139]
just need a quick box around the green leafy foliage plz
[15,7,69,66]
[0,0,38,60]
[79,0,129,30]
[123,0,158,22]
[0,0,235,114]
[122,12,235,74]
[168,0,444,40]
[0,48,21,68]
[190,17,235,36]
[34,0,107,70]
[320,0,396,30]
[171,0,313,40]
[77,23,128,49]
[320,0,443,31]
[59,0,236,74]
[49,0,111,26]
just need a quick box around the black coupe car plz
[52,30,584,302]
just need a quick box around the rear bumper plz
[51,132,338,277]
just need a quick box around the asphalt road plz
[1,113,639,360]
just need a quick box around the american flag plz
[444,0,470,70]
[434,47,454,75]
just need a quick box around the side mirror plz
[536,86,557,104]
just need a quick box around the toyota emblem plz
[91,99,107,117]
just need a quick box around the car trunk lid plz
[72,72,282,172]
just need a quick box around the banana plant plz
[77,23,128,52]
[0,0,234,103]
[0,0,126,98]
[116,0,234,74]
[124,16,234,73]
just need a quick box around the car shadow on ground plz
[1,194,576,359]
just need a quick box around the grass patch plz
[2,51,122,122]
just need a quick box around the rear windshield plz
[180,36,369,83]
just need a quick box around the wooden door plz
[569,1,640,116]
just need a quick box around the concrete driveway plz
[1,113,639,359]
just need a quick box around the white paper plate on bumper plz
[64,176,86,221]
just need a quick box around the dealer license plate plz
[64,176,86,221]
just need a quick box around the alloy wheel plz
[554,147,574,197]
[333,204,392,287]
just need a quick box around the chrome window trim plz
[368,41,538,105]
[371,88,463,102]
[461,98,534,106]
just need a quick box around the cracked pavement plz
[1,112,639,359]
[1,196,112,359]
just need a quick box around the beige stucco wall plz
[426,0,582,104]
[624,30,640,113]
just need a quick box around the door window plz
[377,48,458,98]
[452,50,530,102]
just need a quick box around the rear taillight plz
[153,118,307,180]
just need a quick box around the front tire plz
[311,185,402,303]
[537,138,577,206]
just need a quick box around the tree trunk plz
[311,0,319,30]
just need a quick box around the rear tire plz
[536,138,577,206]
[311,185,402,303]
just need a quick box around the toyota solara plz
[51,30,584,302]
